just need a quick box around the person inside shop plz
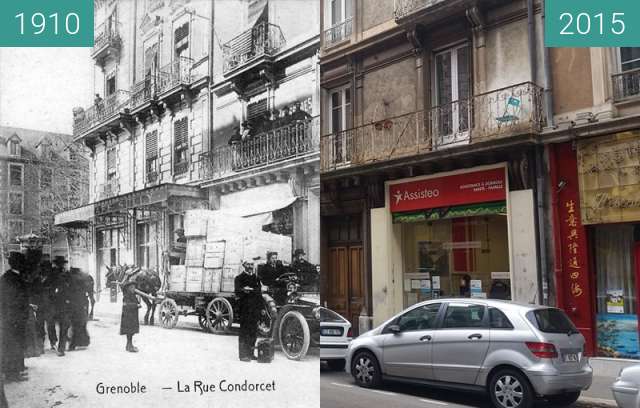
[234,260,262,362]
[0,252,29,382]
[120,280,140,353]
[459,274,471,298]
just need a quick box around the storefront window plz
[594,224,639,359]
[401,215,510,307]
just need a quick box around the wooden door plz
[327,245,365,334]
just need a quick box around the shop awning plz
[54,203,95,227]
[392,201,507,224]
[94,184,206,216]
[219,182,297,224]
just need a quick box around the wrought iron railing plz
[131,78,156,110]
[200,117,319,180]
[92,21,121,56]
[393,0,448,20]
[324,18,353,47]
[146,171,159,184]
[72,90,130,137]
[612,68,640,102]
[157,56,193,94]
[321,82,544,172]
[174,161,189,176]
[222,22,286,73]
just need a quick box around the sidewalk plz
[579,375,618,407]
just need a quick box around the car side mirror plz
[388,324,401,334]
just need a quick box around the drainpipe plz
[541,0,555,128]
[208,0,215,152]
[527,0,545,305]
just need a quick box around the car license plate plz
[321,328,343,336]
[564,353,578,362]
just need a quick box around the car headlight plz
[312,306,321,321]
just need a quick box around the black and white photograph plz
[0,1,320,407]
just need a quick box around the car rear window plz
[320,308,346,323]
[527,308,578,334]
[489,308,514,329]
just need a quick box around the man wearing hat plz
[234,260,262,361]
[50,256,72,356]
[0,252,29,381]
[291,249,318,292]
[120,280,140,352]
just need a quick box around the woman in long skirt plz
[120,281,140,352]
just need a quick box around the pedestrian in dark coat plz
[68,268,91,350]
[0,252,29,382]
[120,281,140,352]
[39,259,58,350]
[50,256,72,357]
[234,261,262,362]
[0,303,8,408]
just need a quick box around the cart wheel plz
[206,298,234,334]
[159,298,179,329]
[198,314,210,331]
[278,310,310,360]
[258,294,278,338]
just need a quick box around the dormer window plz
[9,140,20,156]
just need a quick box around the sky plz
[0,48,95,135]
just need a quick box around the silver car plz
[346,299,592,408]
[612,364,640,408]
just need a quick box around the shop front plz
[551,132,640,359]
[370,164,540,326]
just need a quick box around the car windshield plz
[528,308,579,334]
[320,308,346,323]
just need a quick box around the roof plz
[0,126,75,159]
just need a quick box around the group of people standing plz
[0,251,94,385]
[228,102,312,145]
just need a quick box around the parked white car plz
[612,364,640,408]
[320,307,352,371]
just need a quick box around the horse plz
[105,265,161,326]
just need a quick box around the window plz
[9,164,23,187]
[489,308,514,329]
[9,192,23,215]
[173,117,189,175]
[107,148,116,175]
[327,0,352,45]
[434,44,471,145]
[621,48,640,72]
[9,141,20,156]
[146,130,158,177]
[8,220,23,238]
[391,303,441,332]
[144,42,159,80]
[106,73,116,97]
[174,23,189,59]
[40,168,52,188]
[40,195,52,214]
[247,99,268,122]
[527,308,579,334]
[330,86,352,164]
[442,303,486,329]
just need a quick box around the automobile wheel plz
[547,391,581,407]
[327,359,346,371]
[489,368,534,408]
[351,351,381,388]
[279,311,310,360]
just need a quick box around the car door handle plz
[468,333,482,340]
[420,335,432,341]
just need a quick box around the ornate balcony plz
[324,18,353,47]
[394,0,449,20]
[146,171,159,185]
[222,22,286,75]
[72,90,130,139]
[612,68,640,102]
[92,21,121,65]
[321,82,544,173]
[157,57,193,95]
[130,78,155,111]
[200,117,319,180]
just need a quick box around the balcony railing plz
[131,78,156,110]
[174,161,189,176]
[92,21,121,58]
[222,22,286,74]
[200,117,319,180]
[325,18,353,47]
[612,68,640,102]
[72,90,130,137]
[146,170,159,184]
[394,0,448,20]
[157,57,193,94]
[321,82,544,172]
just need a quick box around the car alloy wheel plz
[352,352,380,387]
[494,375,524,408]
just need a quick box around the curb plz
[577,396,618,407]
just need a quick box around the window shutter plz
[146,131,158,158]
[175,23,189,44]
[107,148,116,170]
[174,117,188,147]
[247,99,268,121]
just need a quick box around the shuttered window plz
[146,131,158,159]
[174,117,188,147]
[9,164,23,187]
[247,98,268,121]
[174,117,189,175]
[107,148,116,174]
[175,23,189,58]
